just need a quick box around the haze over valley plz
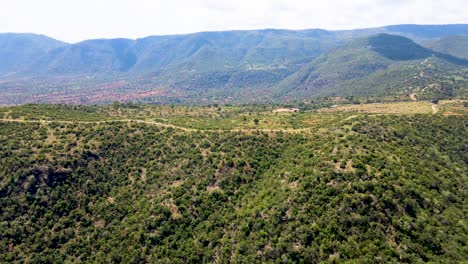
[0,1,467,263]
[1,24,467,104]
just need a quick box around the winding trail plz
[432,105,439,114]
[410,93,417,101]
[0,118,313,134]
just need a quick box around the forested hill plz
[2,24,467,76]
[0,24,467,105]
[427,35,468,59]
[0,102,466,262]
[273,34,468,99]
[0,33,66,74]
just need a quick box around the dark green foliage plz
[1,26,468,105]
[0,105,466,262]
[275,34,468,100]
[367,34,431,60]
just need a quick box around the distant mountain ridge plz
[426,35,468,59]
[0,24,467,104]
[273,33,468,99]
[2,24,468,76]
[11,29,340,76]
[0,33,66,74]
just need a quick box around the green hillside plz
[426,35,468,59]
[274,34,468,100]
[0,103,467,262]
[0,25,467,105]
[18,30,339,76]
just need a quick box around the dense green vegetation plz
[3,25,467,76]
[427,35,468,60]
[0,104,466,263]
[1,25,467,105]
[368,34,432,61]
[275,34,468,100]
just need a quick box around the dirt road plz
[0,118,313,134]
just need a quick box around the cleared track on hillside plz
[0,118,315,133]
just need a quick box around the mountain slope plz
[334,24,468,43]
[384,24,468,39]
[0,33,66,74]
[0,25,467,104]
[0,104,466,262]
[2,24,468,77]
[426,35,468,59]
[24,29,340,77]
[30,38,137,74]
[132,29,337,74]
[274,34,468,99]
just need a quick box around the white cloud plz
[0,0,466,42]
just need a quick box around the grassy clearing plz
[0,101,466,132]
[318,101,435,114]
[438,100,468,116]
[0,104,350,130]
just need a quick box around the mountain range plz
[0,24,467,104]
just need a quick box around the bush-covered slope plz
[1,26,467,104]
[16,29,338,77]
[274,34,468,99]
[0,105,466,263]
[2,24,467,77]
[367,34,432,60]
[426,35,468,60]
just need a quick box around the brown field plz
[273,108,299,113]
[318,101,436,114]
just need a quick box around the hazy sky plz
[1,0,466,42]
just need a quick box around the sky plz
[1,0,467,43]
